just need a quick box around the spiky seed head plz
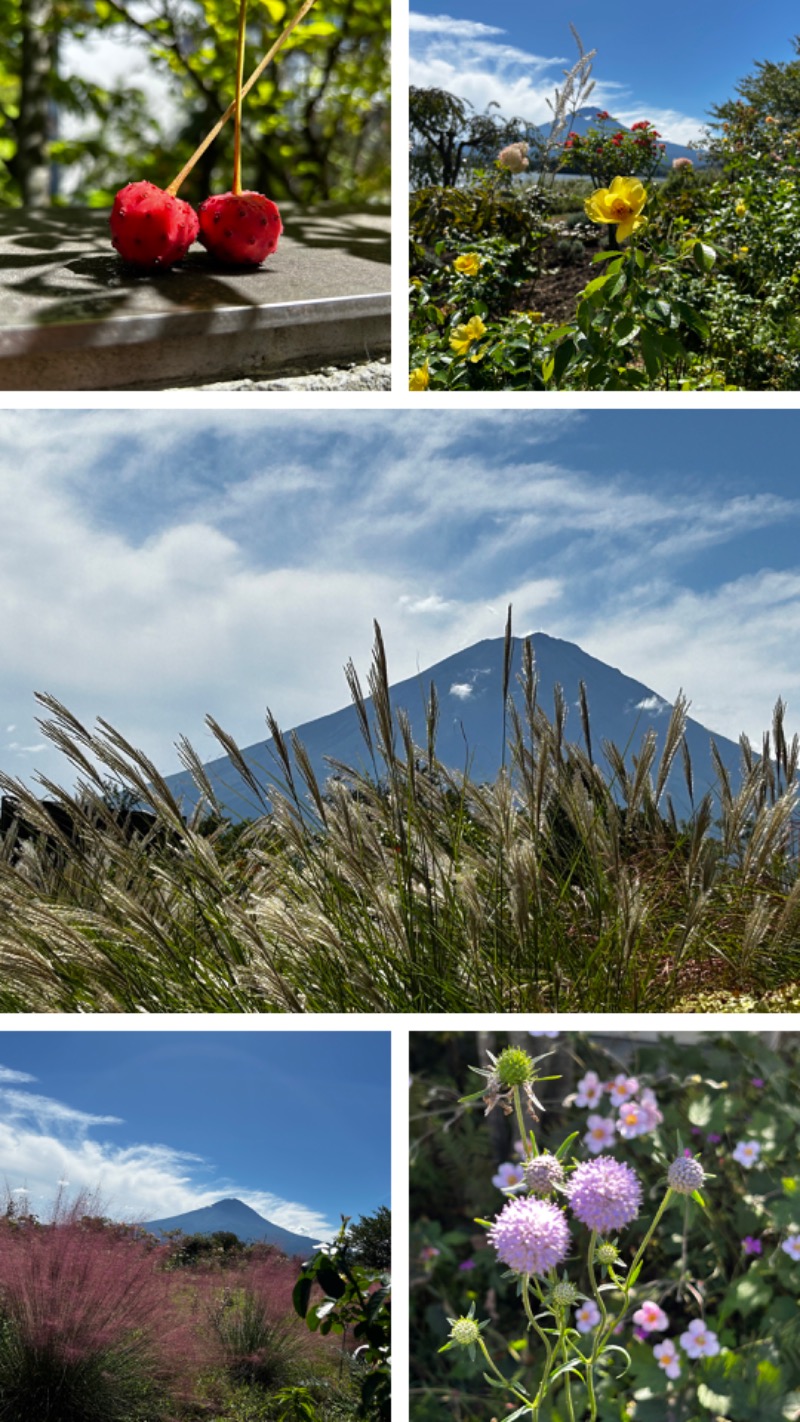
[595,1241,620,1265]
[549,1280,579,1308]
[449,1316,482,1346]
[495,1046,535,1087]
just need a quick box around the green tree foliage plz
[1,0,388,207]
[410,85,533,188]
[345,1206,390,1272]
[708,33,800,140]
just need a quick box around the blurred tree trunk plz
[18,0,53,204]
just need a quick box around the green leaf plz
[640,328,663,379]
[316,1264,347,1298]
[693,240,717,273]
[292,1273,313,1319]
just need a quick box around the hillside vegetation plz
[1,624,799,1014]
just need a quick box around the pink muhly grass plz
[0,1207,201,1419]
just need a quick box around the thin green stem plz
[513,1085,531,1159]
[521,1276,554,1418]
[232,0,248,194]
[476,1338,530,1409]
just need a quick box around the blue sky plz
[409,5,799,145]
[0,1031,389,1235]
[2,408,800,791]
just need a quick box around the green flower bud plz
[495,1046,535,1087]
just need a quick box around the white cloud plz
[450,682,474,700]
[635,696,670,714]
[409,11,705,143]
[0,1072,334,1239]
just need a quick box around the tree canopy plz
[409,85,534,188]
[2,0,389,206]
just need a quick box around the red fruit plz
[198,191,282,266]
[110,182,199,269]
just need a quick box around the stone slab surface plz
[0,204,391,390]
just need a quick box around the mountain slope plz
[162,633,743,824]
[140,1197,320,1256]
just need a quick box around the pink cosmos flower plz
[492,1161,526,1193]
[584,1114,617,1154]
[679,1320,720,1358]
[608,1074,639,1107]
[732,1140,761,1167]
[633,1301,669,1333]
[575,1299,601,1333]
[654,1339,681,1378]
[575,1071,604,1108]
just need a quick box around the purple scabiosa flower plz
[750,1077,765,1088]
[529,1030,559,1038]
[523,1152,565,1196]
[575,1299,601,1333]
[584,1114,616,1154]
[567,1156,643,1233]
[488,1195,570,1275]
[667,1156,706,1195]
[742,1236,762,1256]
[679,1319,720,1358]
[706,1132,722,1145]
[458,1257,476,1271]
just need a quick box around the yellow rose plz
[450,315,486,356]
[584,175,647,241]
[409,363,430,391]
[453,253,481,276]
[735,200,747,217]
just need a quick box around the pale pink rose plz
[498,142,530,173]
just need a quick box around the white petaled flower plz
[654,1339,681,1379]
[732,1140,761,1168]
[679,1319,720,1358]
[782,1236,800,1261]
[633,1300,669,1333]
[492,1161,526,1193]
[575,1072,605,1108]
[574,1299,601,1333]
[608,1074,639,1107]
[584,1113,616,1154]
[636,1088,663,1132]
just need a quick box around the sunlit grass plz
[1,620,799,1013]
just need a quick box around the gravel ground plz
[169,358,391,392]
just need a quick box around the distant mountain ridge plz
[161,632,744,824]
[141,1197,320,1256]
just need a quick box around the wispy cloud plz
[409,10,705,142]
[0,1065,334,1238]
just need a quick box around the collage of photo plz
[3,3,800,1421]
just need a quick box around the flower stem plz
[232,0,248,196]
[512,1085,530,1159]
[476,1339,530,1409]
[166,0,319,196]
[521,1275,553,1417]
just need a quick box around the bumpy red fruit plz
[198,191,282,266]
[110,182,199,269]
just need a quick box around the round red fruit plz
[110,182,199,269]
[198,191,282,266]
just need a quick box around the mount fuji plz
[161,633,744,824]
[140,1197,321,1256]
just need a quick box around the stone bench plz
[0,204,391,390]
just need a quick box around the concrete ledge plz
[0,204,391,390]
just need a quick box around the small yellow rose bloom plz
[584,175,647,241]
[409,363,430,391]
[735,200,747,217]
[450,315,486,355]
[453,253,481,276]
